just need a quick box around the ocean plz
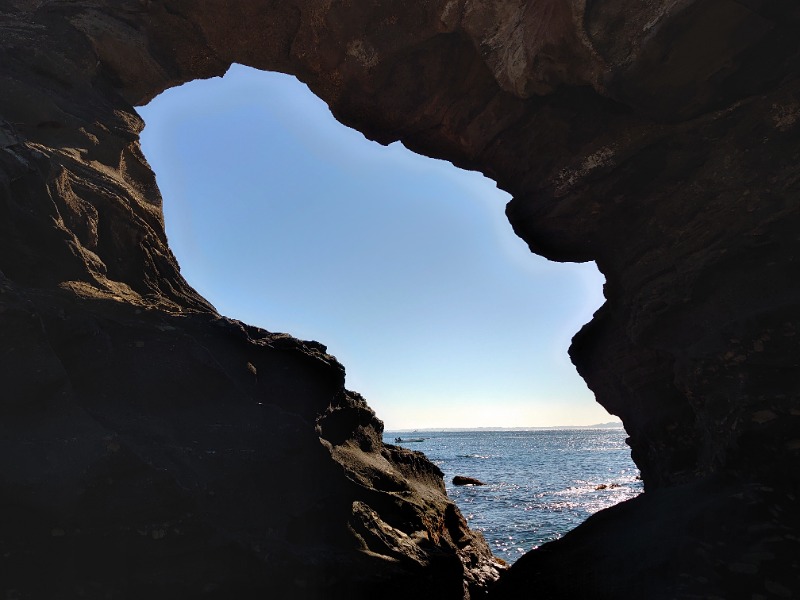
[383,428,643,563]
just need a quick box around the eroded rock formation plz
[1,0,799,598]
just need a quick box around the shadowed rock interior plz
[1,1,799,598]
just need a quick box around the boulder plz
[453,476,487,487]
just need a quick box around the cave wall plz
[2,0,799,598]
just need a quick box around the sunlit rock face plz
[1,0,799,598]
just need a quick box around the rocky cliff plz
[1,0,799,598]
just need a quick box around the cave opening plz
[135,64,639,561]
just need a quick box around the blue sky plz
[136,64,614,429]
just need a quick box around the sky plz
[136,64,615,430]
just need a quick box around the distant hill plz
[562,421,624,429]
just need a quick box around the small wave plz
[456,453,491,459]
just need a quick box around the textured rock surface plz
[0,4,502,599]
[2,0,800,598]
[0,280,499,599]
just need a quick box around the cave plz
[1,1,799,599]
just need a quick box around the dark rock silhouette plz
[1,0,799,598]
[453,476,486,486]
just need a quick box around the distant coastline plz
[386,421,625,433]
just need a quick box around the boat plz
[394,437,426,443]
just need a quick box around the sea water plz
[383,428,642,563]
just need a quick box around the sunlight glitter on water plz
[385,428,643,561]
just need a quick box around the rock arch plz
[1,1,799,598]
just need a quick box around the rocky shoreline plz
[0,278,502,598]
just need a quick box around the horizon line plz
[383,421,625,433]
